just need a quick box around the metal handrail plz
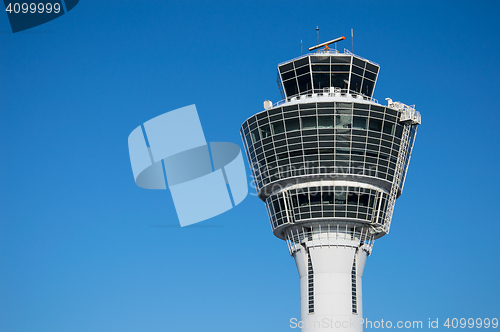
[277,48,379,67]
[272,88,379,108]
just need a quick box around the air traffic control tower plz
[240,38,421,331]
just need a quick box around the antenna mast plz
[351,29,354,52]
[316,26,319,45]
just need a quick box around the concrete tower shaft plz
[240,49,420,332]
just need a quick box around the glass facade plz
[241,101,405,194]
[265,185,388,231]
[277,54,379,99]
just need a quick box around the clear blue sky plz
[1,1,499,331]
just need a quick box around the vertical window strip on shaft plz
[351,251,358,314]
[307,249,314,314]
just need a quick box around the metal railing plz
[277,48,379,67]
[284,223,375,256]
[272,87,378,108]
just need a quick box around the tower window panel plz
[331,73,350,89]
[350,74,363,93]
[365,63,379,74]
[395,124,403,138]
[284,104,299,112]
[332,65,350,71]
[359,194,370,207]
[312,65,330,72]
[251,129,260,144]
[352,65,364,76]
[386,108,398,117]
[334,191,347,204]
[361,79,375,97]
[301,116,317,130]
[364,70,377,81]
[352,57,365,67]
[335,115,352,129]
[371,105,384,113]
[369,118,383,132]
[272,198,282,214]
[353,116,367,129]
[335,210,346,218]
[300,102,316,110]
[294,57,309,68]
[348,192,359,205]
[353,109,369,117]
[281,70,296,80]
[311,55,330,63]
[279,62,294,73]
[260,124,271,139]
[337,102,353,109]
[310,193,321,205]
[297,74,312,94]
[313,73,330,90]
[322,192,334,204]
[298,194,309,206]
[295,65,310,76]
[285,118,300,132]
[318,115,334,128]
[381,135,393,144]
[331,56,351,64]
[283,79,298,97]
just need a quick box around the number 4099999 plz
[6,2,61,14]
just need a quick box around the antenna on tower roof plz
[316,26,319,45]
[351,29,354,52]
[308,36,346,52]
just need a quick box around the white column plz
[293,239,369,332]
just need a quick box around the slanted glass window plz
[369,118,382,132]
[271,120,284,135]
[383,121,394,135]
[279,62,294,73]
[353,116,367,129]
[361,79,375,97]
[335,115,352,129]
[251,129,260,143]
[364,71,377,81]
[301,116,317,130]
[285,118,300,131]
[365,63,379,75]
[297,74,312,94]
[331,56,351,64]
[272,198,282,213]
[352,65,364,76]
[312,65,330,72]
[332,65,350,72]
[281,70,295,80]
[331,73,349,89]
[318,115,334,128]
[260,124,271,138]
[313,73,330,90]
[283,79,298,97]
[350,74,363,93]
[311,55,330,63]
